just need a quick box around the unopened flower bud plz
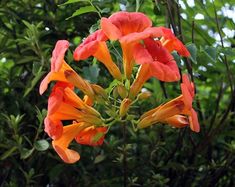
[91,84,108,99]
[119,98,132,117]
[64,70,94,98]
[83,95,93,106]
[112,87,119,99]
[117,85,128,99]
[137,91,151,100]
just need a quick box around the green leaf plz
[172,51,181,66]
[83,64,100,83]
[20,148,34,159]
[17,56,39,65]
[24,69,45,97]
[94,154,106,164]
[59,0,89,6]
[32,61,42,76]
[198,46,217,64]
[219,47,235,56]
[0,146,18,160]
[66,6,98,20]
[89,22,100,33]
[100,8,110,14]
[203,46,217,62]
[34,139,49,151]
[22,20,33,30]
[186,43,197,63]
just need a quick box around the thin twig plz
[212,1,234,92]
[159,81,168,99]
[207,81,224,134]
[176,1,183,41]
[165,0,178,35]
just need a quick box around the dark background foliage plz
[0,0,234,186]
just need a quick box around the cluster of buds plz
[40,12,200,164]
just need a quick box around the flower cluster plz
[40,12,200,164]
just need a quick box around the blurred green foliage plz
[0,0,234,186]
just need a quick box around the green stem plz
[89,0,102,18]
[122,123,127,187]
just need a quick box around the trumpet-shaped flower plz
[73,30,122,80]
[43,82,106,163]
[101,12,189,79]
[129,38,180,99]
[119,26,190,57]
[101,11,152,40]
[44,82,102,140]
[138,74,200,132]
[39,40,94,98]
[52,122,91,163]
[52,122,107,164]
[101,12,152,79]
[48,84,102,125]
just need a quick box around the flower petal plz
[133,43,153,65]
[52,122,91,163]
[51,40,70,72]
[164,115,189,128]
[39,62,73,95]
[107,12,152,36]
[39,73,52,95]
[52,144,81,164]
[48,86,64,115]
[181,82,193,110]
[93,42,122,80]
[101,17,122,40]
[159,27,190,57]
[182,74,195,98]
[189,109,200,132]
[73,30,107,61]
[44,116,63,140]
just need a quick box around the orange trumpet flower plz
[52,122,107,164]
[73,30,122,80]
[119,26,190,57]
[44,83,107,163]
[101,11,152,79]
[39,40,94,97]
[101,12,190,79]
[129,38,180,99]
[52,122,91,163]
[47,83,102,124]
[138,74,200,132]
[44,82,102,140]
